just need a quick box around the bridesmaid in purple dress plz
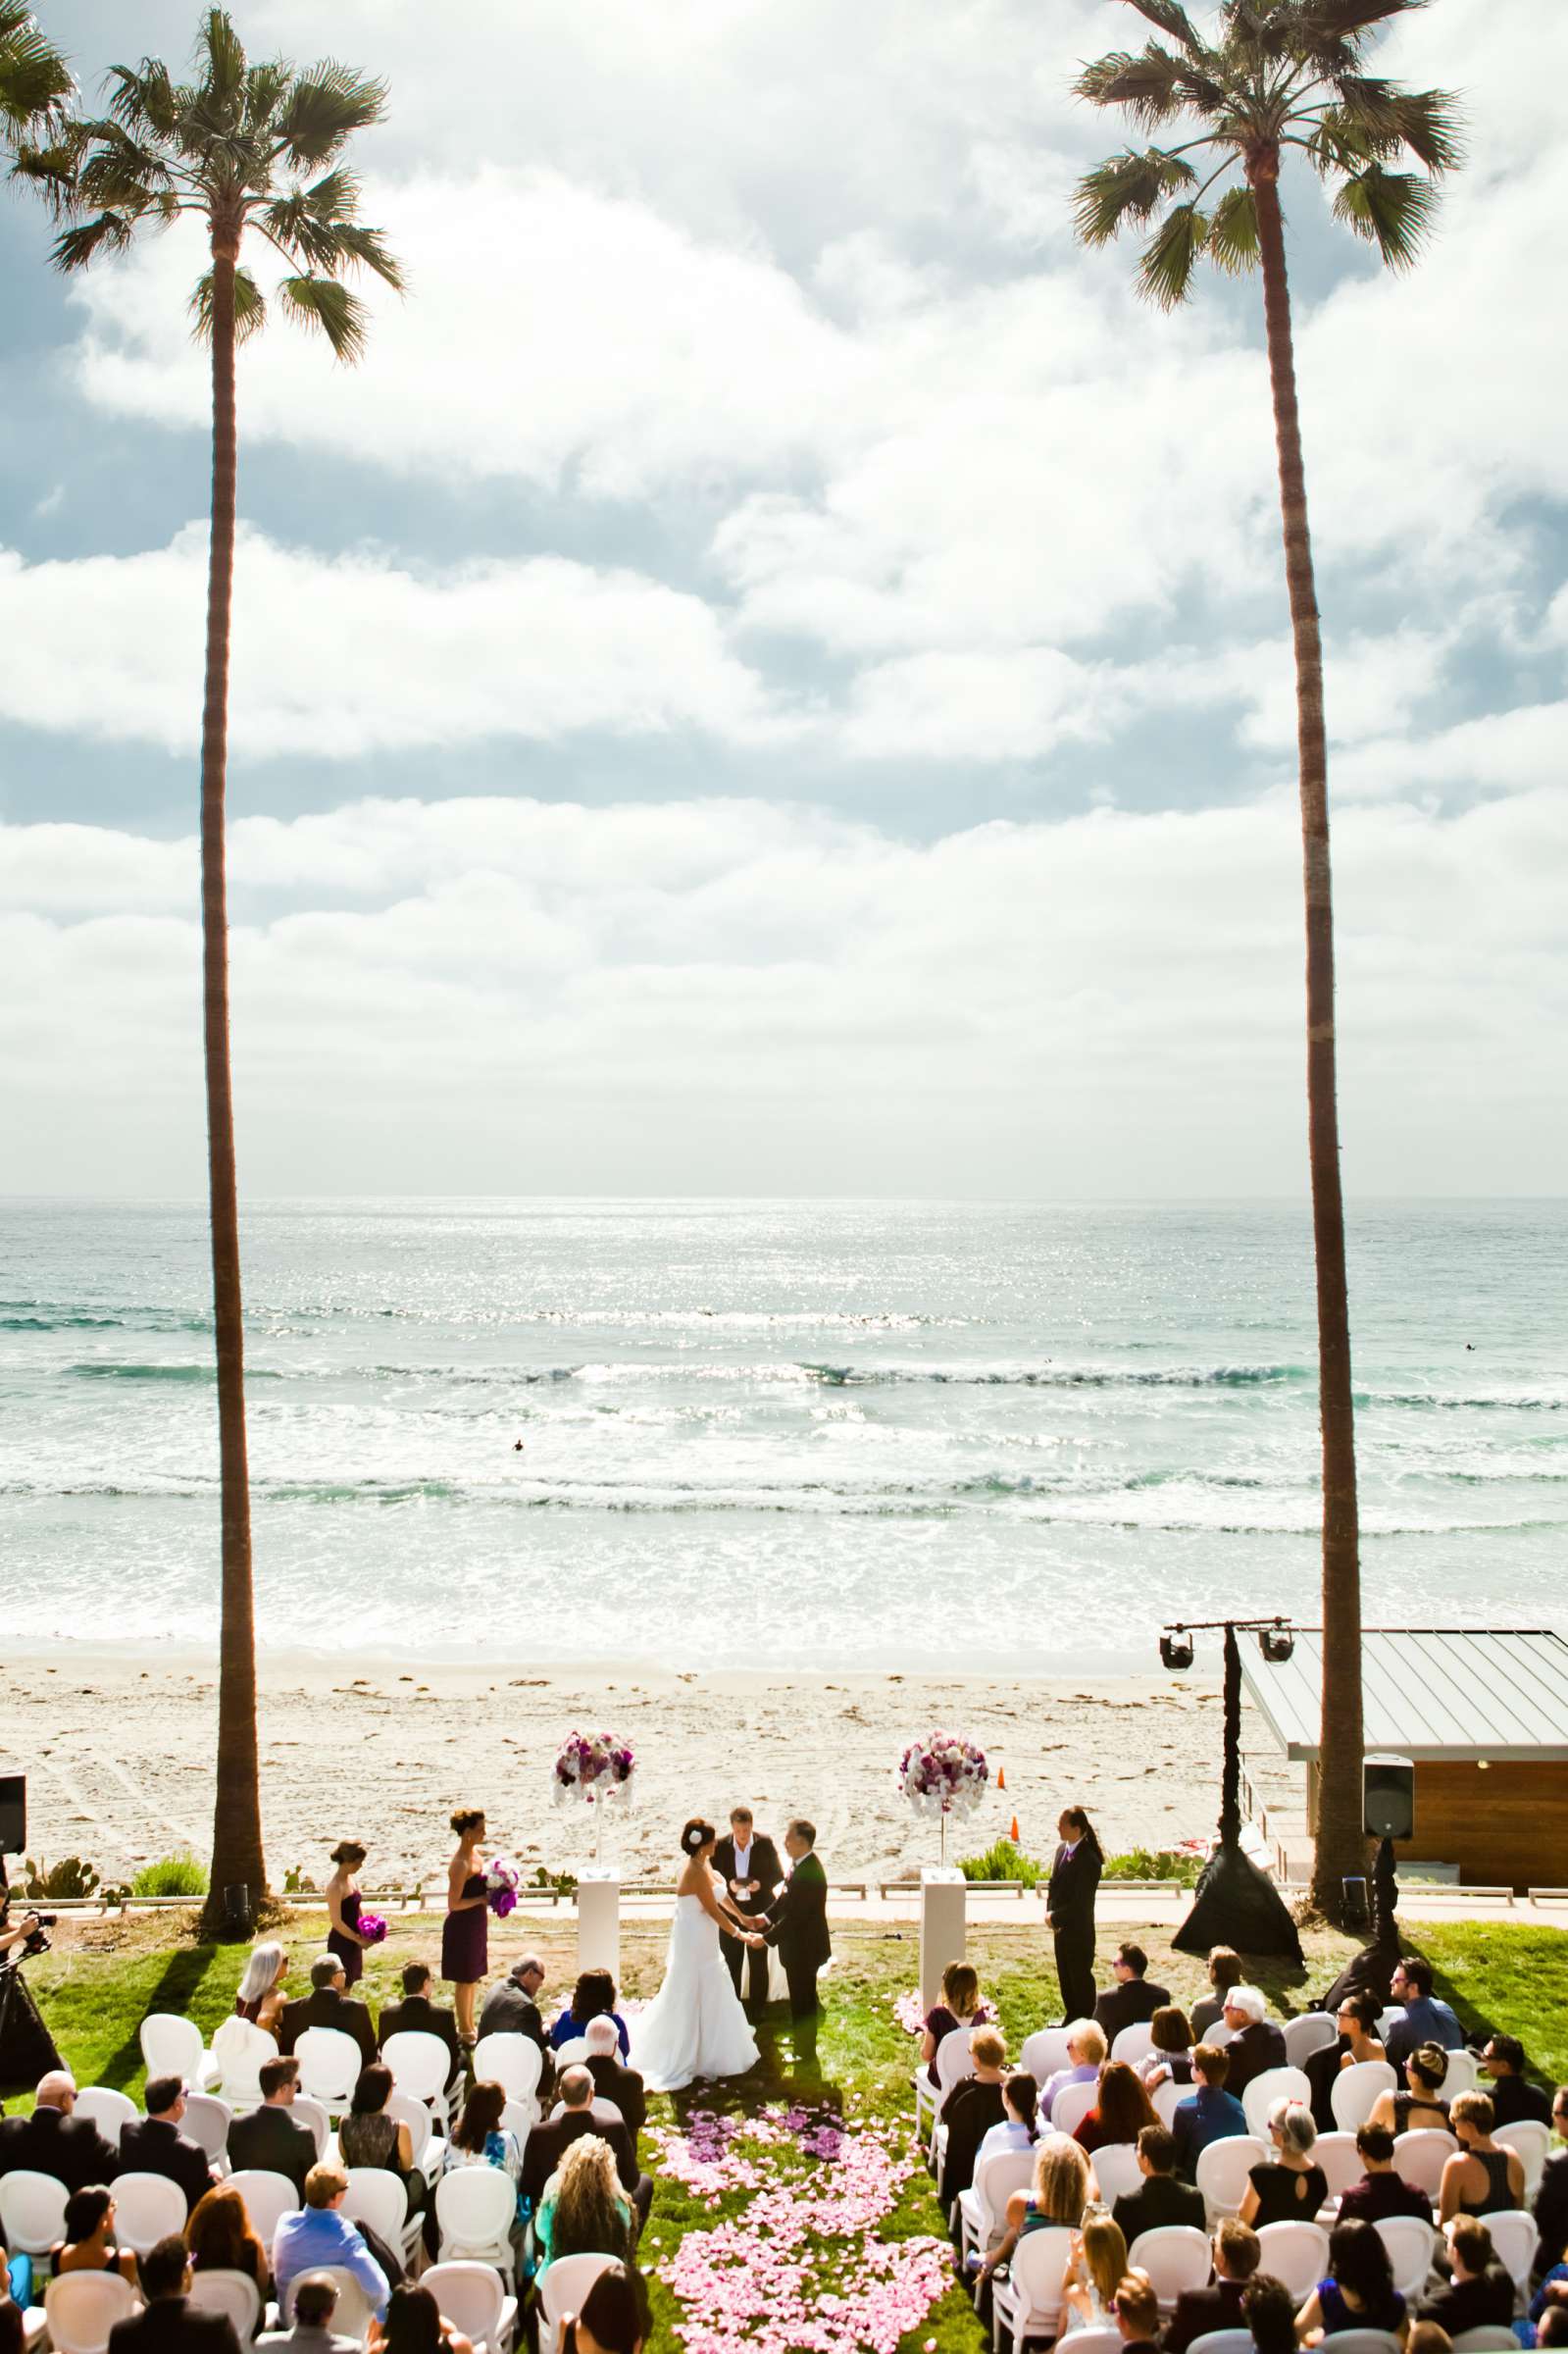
[442,1808,489,2046]
[326,1841,370,1987]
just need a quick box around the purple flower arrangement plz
[357,1911,388,1946]
[552,1728,636,1807]
[897,1728,987,1819]
[482,1857,520,1918]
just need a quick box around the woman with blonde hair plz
[326,1840,371,1988]
[536,2132,634,2275]
[233,1939,287,2032]
[1060,2214,1129,2336]
[1438,2092,1526,2224]
[976,2132,1090,2306]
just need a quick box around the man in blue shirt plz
[272,2164,388,2321]
[1383,1956,1465,2066]
[1172,2043,1249,2179]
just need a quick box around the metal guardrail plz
[1528,1887,1568,1906]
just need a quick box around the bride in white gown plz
[631,1817,763,2093]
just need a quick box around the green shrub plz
[130,1852,209,1899]
[958,1839,1042,1886]
[1103,1847,1204,1886]
[23,1855,100,1899]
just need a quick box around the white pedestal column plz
[577,1866,621,1978]
[919,1865,967,2015]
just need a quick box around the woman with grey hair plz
[233,1940,287,2034]
[1239,2099,1328,2226]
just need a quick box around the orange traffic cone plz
[996,1766,1007,1791]
[1009,1816,1021,1844]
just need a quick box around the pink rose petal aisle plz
[648,2104,951,2354]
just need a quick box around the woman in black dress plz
[1239,2097,1328,2227]
[1045,1805,1102,2025]
[442,1807,489,2047]
[326,1841,370,1988]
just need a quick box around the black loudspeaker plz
[0,1775,25,1856]
[1364,1754,1415,1841]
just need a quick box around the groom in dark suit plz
[762,1818,831,2020]
[712,1807,783,2017]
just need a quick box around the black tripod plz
[0,1883,63,2095]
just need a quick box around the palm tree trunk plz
[1249,158,1365,1923]
[199,224,267,1938]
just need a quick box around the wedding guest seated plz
[1173,2044,1249,2178]
[274,2165,389,2322]
[234,1942,289,2035]
[1541,2316,1568,2351]
[1384,1959,1464,2068]
[1337,2123,1434,2225]
[278,1956,377,2070]
[2,2235,33,2310]
[1418,2217,1515,2335]
[228,2056,317,2196]
[0,2071,121,2190]
[368,2280,473,2354]
[442,2083,524,2186]
[1535,2088,1568,2279]
[535,2135,633,2277]
[1482,2035,1552,2128]
[936,2028,1008,2212]
[1041,2022,1108,2122]
[379,1962,462,2092]
[1094,1946,1171,2043]
[1139,2005,1197,2090]
[551,2263,651,2354]
[122,2074,218,2216]
[1293,2217,1409,2345]
[975,2134,1090,2308]
[340,2066,426,2231]
[255,2272,360,2352]
[107,2235,242,2354]
[1164,2219,1261,2354]
[921,1963,988,2089]
[548,1971,630,2062]
[1239,2099,1328,2227]
[1192,1948,1244,2042]
[1241,2274,1298,2354]
[1060,2214,1129,2335]
[977,2073,1041,2168]
[521,2070,651,2230]
[186,2185,269,2296]
[1219,1987,1288,2099]
[477,1958,549,2057]
[581,2017,646,2159]
[1110,2124,1206,2242]
[1439,2092,1527,2223]
[50,2185,140,2288]
[1110,2271,1162,2354]
[1370,2047,1452,2140]
[1306,1996,1387,2132]
[1076,2060,1159,2158]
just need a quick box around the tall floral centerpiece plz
[899,1730,987,1866]
[553,1729,636,1866]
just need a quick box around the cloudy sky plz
[2,0,1563,1198]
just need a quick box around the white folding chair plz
[343,2166,423,2266]
[387,2087,440,2179]
[472,2034,543,2109]
[380,2029,454,2131]
[1484,2208,1537,2293]
[1186,2334,1254,2354]
[1022,2027,1075,2085]
[1442,2049,1481,2096]
[547,2096,624,2127]
[424,2259,519,2354]
[1284,2014,1339,2070]
[186,2268,262,2340]
[1151,2077,1184,2130]
[1379,2009,1404,2041]
[1195,2133,1267,2223]
[206,2016,278,2109]
[923,2029,979,2158]
[1322,2335,1403,2354]
[280,2265,376,2342]
[1493,2120,1549,2198]
[1050,2078,1097,2138]
[1090,2141,1144,2204]
[110,2171,188,2255]
[552,2036,589,2069]
[1112,2022,1155,2066]
[139,2011,209,2087]
[535,2252,618,2337]
[1392,2127,1455,2199]
[991,2223,1073,2354]
[1313,2131,1365,2212]
[957,2147,1035,2267]
[295,2026,362,2115]
[1056,2332,1121,2354]
[1450,2333,1524,2353]
[0,2169,69,2256]
[1125,2224,1211,2313]
[74,2087,138,2145]
[1373,2214,1435,2300]
[498,2099,533,2156]
[1332,2060,1396,2133]
[224,2167,300,2246]
[291,2093,330,2157]
[433,2166,517,2267]
[42,2272,137,2354]
[183,2090,233,2168]
[1242,2065,1312,2139]
[1256,2219,1332,2300]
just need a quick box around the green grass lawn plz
[17,1907,1568,2352]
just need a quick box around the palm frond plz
[278,271,370,360]
[241,59,289,135]
[318,219,403,288]
[7,129,80,214]
[196,9,246,107]
[1122,0,1204,50]
[1332,161,1440,267]
[1205,182,1260,273]
[52,208,136,271]
[300,163,358,220]
[0,6,75,132]
[1138,201,1209,307]
[1073,146,1201,245]
[1074,44,1189,129]
[276,63,388,165]
[189,262,267,344]
[105,60,177,142]
[1295,0,1431,42]
[1381,84,1463,172]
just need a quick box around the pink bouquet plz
[898,1729,987,1820]
[552,1729,636,1807]
[483,1858,520,1919]
[357,1912,388,1946]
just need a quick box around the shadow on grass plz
[95,1943,218,2090]
[661,2005,844,2129]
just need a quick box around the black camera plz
[22,1914,56,1958]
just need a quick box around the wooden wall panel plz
[1406,1762,1568,1894]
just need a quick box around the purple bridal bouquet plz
[898,1729,987,1819]
[357,1911,388,1946]
[552,1728,636,1808]
[483,1858,520,1918]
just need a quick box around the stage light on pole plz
[1160,1629,1194,1672]
[1259,1625,1294,1664]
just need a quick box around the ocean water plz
[1,1197,1564,1670]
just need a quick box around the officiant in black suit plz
[762,1818,831,2020]
[1045,1804,1102,2024]
[712,1807,783,2016]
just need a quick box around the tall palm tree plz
[15,9,402,1938]
[0,5,72,143]
[1071,0,1461,1919]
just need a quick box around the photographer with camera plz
[0,1851,65,2094]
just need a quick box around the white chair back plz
[999,2224,1074,2342]
[186,2268,262,2340]
[1485,2207,1538,2291]
[42,2271,136,2354]
[224,2166,300,2245]
[472,2033,543,2103]
[433,2164,516,2265]
[1450,2333,1526,2354]
[1058,2333,1122,2354]
[296,2025,362,2105]
[342,2165,409,2247]
[139,2012,207,2084]
[1372,2214,1436,2299]
[1492,2119,1549,2197]
[1112,2022,1155,2066]
[1050,2078,1097,2137]
[74,2087,138,2144]
[1186,2333,1253,2354]
[1090,2140,1143,2203]
[969,2146,1036,2239]
[1284,2014,1339,2070]
[1256,2218,1331,2300]
[1332,2060,1396,2133]
[1022,2027,1075,2084]
[1124,2223,1210,2310]
[1392,2126,1456,2197]
[553,2035,589,2068]
[292,2093,330,2156]
[1441,2049,1481,2096]
[1242,2065,1312,2139]
[498,2098,534,2150]
[424,2260,513,2353]
[183,2090,233,2165]
[1313,2131,1365,2205]
[380,2028,452,2114]
[0,2168,67,2254]
[933,2025,978,2113]
[281,2265,376,2341]
[548,2096,624,2127]
[110,2169,189,2254]
[1378,2008,1403,2040]
[386,2087,433,2169]
[1321,2335,1403,2354]
[1195,2132,1267,2221]
[1151,2077,1184,2130]
[535,2251,618,2333]
[207,2015,278,2106]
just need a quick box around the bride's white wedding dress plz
[631,1889,761,2093]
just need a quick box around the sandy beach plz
[3,1651,1251,1889]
